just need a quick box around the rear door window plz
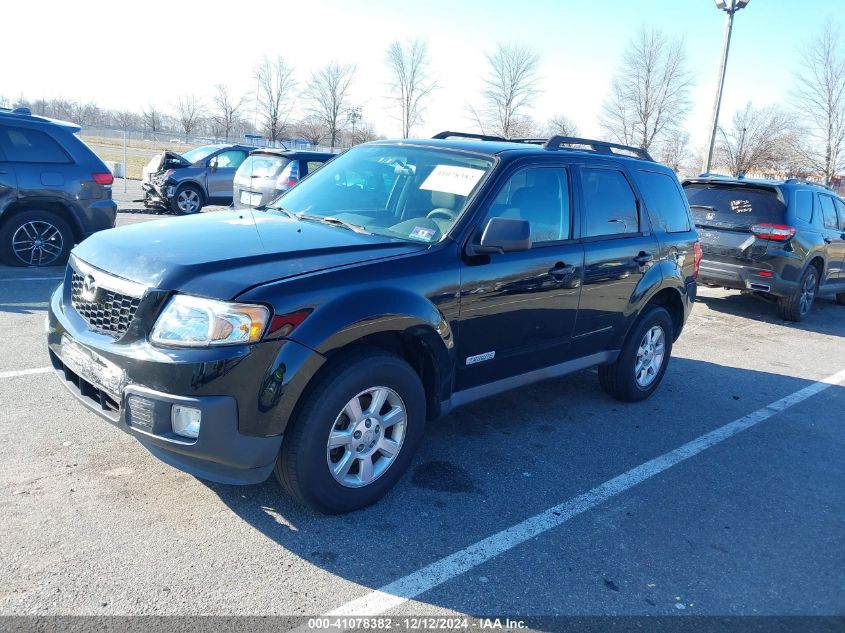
[819,195,839,230]
[834,198,845,230]
[0,126,70,163]
[634,170,690,233]
[581,168,639,237]
[684,184,785,229]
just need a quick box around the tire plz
[777,265,818,322]
[170,185,204,215]
[275,349,426,514]
[0,210,73,267]
[598,305,674,403]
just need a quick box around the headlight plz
[150,295,270,347]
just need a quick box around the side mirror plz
[208,159,218,172]
[473,217,531,254]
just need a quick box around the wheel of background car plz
[171,185,203,215]
[598,305,673,402]
[426,208,456,222]
[0,210,73,267]
[777,265,818,322]
[274,348,425,514]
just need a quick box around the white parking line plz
[326,368,845,617]
[0,367,52,379]
[0,277,63,282]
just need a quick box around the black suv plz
[684,176,845,321]
[46,133,699,513]
[0,107,116,267]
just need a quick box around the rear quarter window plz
[0,126,70,164]
[684,184,785,229]
[793,190,815,223]
[634,170,691,233]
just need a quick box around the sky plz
[2,0,843,150]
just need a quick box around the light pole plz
[702,0,750,175]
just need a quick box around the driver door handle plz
[633,251,654,265]
[549,262,576,278]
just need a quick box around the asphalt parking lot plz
[1,209,844,622]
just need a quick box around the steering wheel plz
[427,208,456,221]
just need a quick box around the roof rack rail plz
[432,131,506,142]
[784,177,832,190]
[543,136,653,161]
[508,138,548,145]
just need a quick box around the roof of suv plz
[0,106,81,132]
[370,131,661,168]
[683,175,837,194]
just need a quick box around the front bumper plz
[47,285,289,485]
[141,181,170,209]
[698,258,796,296]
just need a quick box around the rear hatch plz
[233,153,292,208]
[683,182,787,261]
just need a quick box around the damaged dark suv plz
[142,144,251,214]
[47,133,699,513]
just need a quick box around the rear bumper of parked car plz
[698,257,796,296]
[46,285,290,485]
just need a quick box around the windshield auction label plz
[420,165,485,197]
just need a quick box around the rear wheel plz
[598,305,673,402]
[777,265,817,322]
[0,210,73,267]
[275,349,425,514]
[170,185,203,215]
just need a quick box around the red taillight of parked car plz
[751,223,795,241]
[693,240,702,280]
[281,178,298,188]
[92,172,114,185]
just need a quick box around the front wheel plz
[275,349,425,514]
[777,266,817,322]
[170,185,204,215]
[598,306,673,402]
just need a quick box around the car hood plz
[142,151,191,180]
[71,210,426,299]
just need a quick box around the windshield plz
[684,183,786,229]
[181,145,219,164]
[269,144,494,243]
[237,154,290,179]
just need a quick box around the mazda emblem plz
[81,274,98,302]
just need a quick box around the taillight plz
[751,223,795,241]
[693,241,702,280]
[92,172,114,185]
[281,178,298,188]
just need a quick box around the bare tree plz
[385,39,437,138]
[600,28,693,150]
[212,84,246,142]
[293,116,327,147]
[175,94,205,141]
[791,21,845,185]
[304,62,356,150]
[113,110,138,130]
[656,129,692,176]
[545,114,579,137]
[254,55,297,147]
[716,103,794,177]
[468,43,540,138]
[142,105,163,135]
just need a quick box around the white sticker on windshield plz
[419,165,485,197]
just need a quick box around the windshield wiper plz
[264,205,297,219]
[296,212,371,234]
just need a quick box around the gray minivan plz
[232,149,333,209]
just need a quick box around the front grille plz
[70,272,142,336]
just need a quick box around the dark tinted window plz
[488,166,571,243]
[634,170,690,232]
[0,126,69,163]
[819,195,839,230]
[834,198,845,230]
[684,184,785,229]
[582,168,639,237]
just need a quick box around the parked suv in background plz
[142,143,252,214]
[47,132,699,513]
[0,107,116,267]
[684,176,845,321]
[232,149,334,209]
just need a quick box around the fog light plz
[171,405,201,439]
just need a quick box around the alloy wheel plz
[11,220,64,266]
[799,270,816,316]
[634,325,666,388]
[177,189,200,213]
[326,386,407,488]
